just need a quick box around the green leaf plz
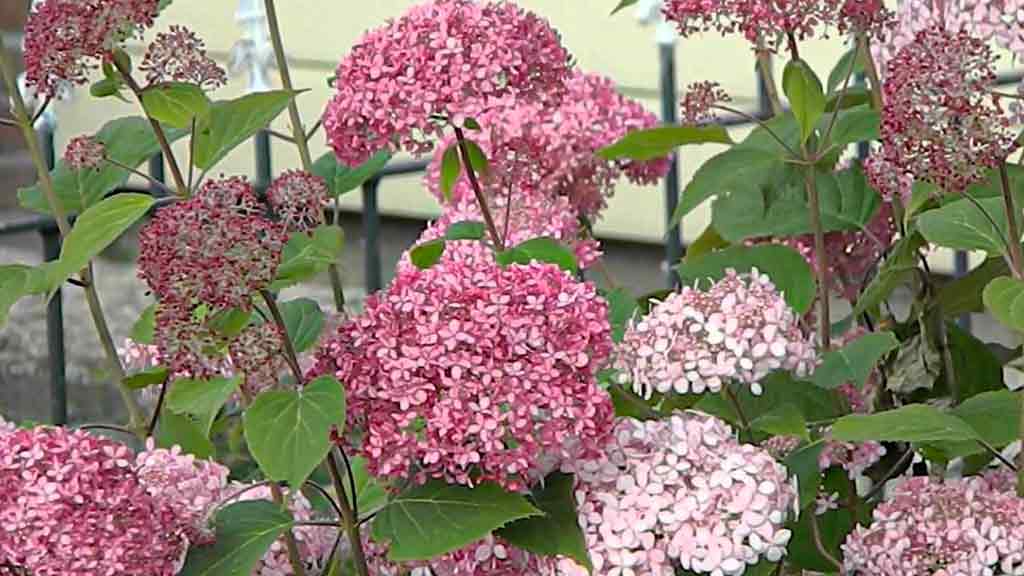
[444,221,486,241]
[783,59,827,144]
[410,239,446,270]
[166,376,240,435]
[852,232,925,318]
[372,480,541,561]
[271,226,344,290]
[440,144,461,202]
[499,472,592,571]
[178,500,294,576]
[825,105,880,147]
[0,265,43,326]
[46,193,154,292]
[311,150,391,198]
[605,288,638,343]
[677,244,816,314]
[19,117,186,214]
[463,139,489,175]
[193,90,294,171]
[946,323,1004,403]
[787,468,857,571]
[830,404,979,443]
[671,148,784,226]
[694,372,843,427]
[827,47,865,94]
[926,390,1022,460]
[90,77,123,98]
[244,375,347,490]
[156,410,215,459]
[984,276,1024,332]
[598,125,733,162]
[934,257,1010,317]
[496,237,578,274]
[810,332,898,390]
[141,82,211,129]
[340,456,391,519]
[122,366,169,390]
[784,440,826,510]
[752,403,810,441]
[207,308,254,339]
[918,196,1009,255]
[610,0,639,14]
[684,226,730,262]
[130,303,156,344]
[278,298,324,353]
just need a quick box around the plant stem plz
[328,450,371,576]
[0,47,146,431]
[259,290,305,385]
[755,45,784,116]
[711,104,796,156]
[856,33,884,111]
[722,386,751,432]
[453,126,504,250]
[1000,162,1024,279]
[110,59,189,197]
[805,165,832,351]
[809,512,844,574]
[786,32,801,62]
[268,483,309,576]
[820,42,859,149]
[146,375,171,437]
[103,157,175,196]
[263,0,347,310]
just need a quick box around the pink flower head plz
[0,427,187,576]
[425,71,668,219]
[221,484,335,575]
[139,25,228,90]
[229,322,289,397]
[135,439,230,546]
[265,170,328,234]
[153,299,233,380]
[878,25,1018,193]
[864,152,913,204]
[365,534,558,575]
[63,135,106,170]
[680,81,732,126]
[312,257,614,490]
[843,474,1024,575]
[23,0,160,97]
[118,337,163,374]
[615,268,817,398]
[323,0,572,166]
[138,177,287,309]
[563,412,796,576]
[397,195,601,274]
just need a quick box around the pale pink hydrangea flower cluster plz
[23,0,160,97]
[365,534,558,575]
[118,337,162,374]
[558,413,796,576]
[323,0,572,166]
[0,426,187,576]
[312,256,614,491]
[226,484,336,575]
[139,25,228,90]
[63,135,106,171]
[843,474,1024,575]
[424,71,669,219]
[615,269,817,399]
[878,25,1018,193]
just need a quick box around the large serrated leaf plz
[499,472,592,571]
[178,500,294,576]
[830,404,979,443]
[810,332,898,390]
[597,125,733,161]
[193,90,294,171]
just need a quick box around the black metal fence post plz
[255,131,272,194]
[659,43,682,288]
[39,127,67,426]
[362,178,382,293]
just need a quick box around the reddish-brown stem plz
[453,126,505,251]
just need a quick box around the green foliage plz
[610,0,639,14]
[787,468,860,572]
[684,225,729,261]
[165,376,240,436]
[277,298,325,353]
[826,47,865,94]
[605,287,638,343]
[945,323,1005,403]
[192,90,294,171]
[926,390,1021,460]
[671,148,783,227]
[340,456,391,519]
[751,403,810,441]
[677,244,816,314]
[156,410,215,459]
[271,226,345,290]
[444,221,486,241]
[499,472,593,571]
[122,367,169,390]
[598,125,733,161]
[784,440,826,510]
[178,500,295,576]
[311,150,391,198]
[918,196,1010,256]
[0,265,45,327]
[823,105,880,148]
[372,480,541,561]
[934,257,1010,317]
[409,239,446,269]
[830,404,980,443]
[695,372,843,427]
[984,276,1024,332]
[130,303,156,344]
[440,144,461,201]
[496,237,579,274]
[782,59,827,144]
[810,332,898,390]
[852,232,926,318]
[140,82,212,129]
[244,375,347,490]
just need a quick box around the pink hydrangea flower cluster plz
[424,71,669,219]
[843,474,1024,575]
[225,484,336,575]
[313,256,614,490]
[680,81,732,126]
[229,322,289,398]
[864,153,913,204]
[265,170,328,234]
[23,0,160,97]
[615,268,817,398]
[118,337,162,374]
[0,426,187,576]
[135,440,230,546]
[365,534,558,575]
[63,135,106,170]
[878,25,1018,193]
[139,25,228,90]
[138,176,287,311]
[559,412,796,576]
[323,0,572,166]
[152,300,234,380]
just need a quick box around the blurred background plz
[0,1,1021,425]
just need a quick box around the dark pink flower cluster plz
[323,0,572,166]
[425,71,668,219]
[313,257,614,490]
[0,427,186,576]
[63,135,106,171]
[23,0,160,97]
[680,81,732,126]
[863,153,913,204]
[152,301,233,380]
[843,474,1024,575]
[229,322,289,398]
[879,25,1018,193]
[366,534,559,575]
[265,170,328,234]
[139,25,228,90]
[138,177,287,311]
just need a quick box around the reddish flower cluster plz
[313,257,614,490]
[425,71,668,219]
[323,0,572,166]
[843,474,1024,575]
[265,170,328,234]
[0,427,186,576]
[680,81,732,126]
[229,322,289,398]
[152,301,233,380]
[139,25,228,90]
[366,534,558,575]
[23,0,160,97]
[138,177,286,311]
[863,153,913,204]
[878,25,1018,193]
[63,135,106,171]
